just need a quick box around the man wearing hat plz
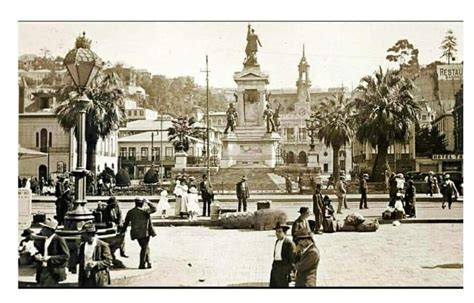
[33,218,70,287]
[19,228,37,265]
[199,174,214,217]
[270,223,296,288]
[78,223,113,287]
[236,176,250,212]
[292,207,312,241]
[312,184,324,234]
[294,234,320,287]
[359,174,369,209]
[335,175,349,214]
[441,174,459,210]
[121,197,157,269]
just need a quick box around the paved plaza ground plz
[120,223,462,287]
[25,194,463,287]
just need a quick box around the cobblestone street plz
[121,223,462,287]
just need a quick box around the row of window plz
[120,146,179,160]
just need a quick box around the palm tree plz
[55,72,126,173]
[311,93,353,181]
[352,67,419,181]
[167,116,206,153]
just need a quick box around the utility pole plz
[201,55,211,182]
[160,97,164,184]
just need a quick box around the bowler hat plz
[39,218,58,230]
[274,222,290,232]
[298,206,310,214]
[21,228,34,237]
[81,222,97,234]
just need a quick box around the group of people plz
[270,219,321,287]
[19,176,58,196]
[19,218,113,287]
[19,195,159,287]
[172,174,214,221]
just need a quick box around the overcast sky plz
[18,22,463,89]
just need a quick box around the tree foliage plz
[311,93,354,179]
[115,168,131,187]
[440,30,458,64]
[167,116,206,152]
[386,39,420,79]
[352,67,420,181]
[143,166,159,184]
[55,72,126,172]
[415,125,448,157]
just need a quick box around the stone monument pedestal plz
[307,150,319,168]
[221,127,281,168]
[174,151,188,169]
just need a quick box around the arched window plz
[298,151,307,164]
[49,132,52,147]
[40,128,48,152]
[287,151,295,164]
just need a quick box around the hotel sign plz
[437,64,463,81]
[432,154,463,160]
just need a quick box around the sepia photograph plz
[16,19,464,288]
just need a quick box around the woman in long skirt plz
[186,187,200,221]
[157,188,170,218]
[173,182,184,217]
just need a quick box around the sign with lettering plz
[18,188,32,230]
[432,154,463,160]
[437,64,463,81]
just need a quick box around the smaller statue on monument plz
[263,104,276,133]
[273,103,282,132]
[224,103,238,134]
[244,24,262,67]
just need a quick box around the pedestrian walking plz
[121,198,157,269]
[291,207,312,242]
[440,174,459,210]
[388,172,397,207]
[335,176,348,214]
[269,223,296,288]
[404,180,416,218]
[297,173,304,194]
[236,176,250,212]
[285,175,292,194]
[186,187,200,221]
[312,184,324,234]
[103,197,128,258]
[426,172,434,196]
[33,218,70,287]
[359,173,369,209]
[78,223,113,287]
[157,188,170,218]
[199,174,213,217]
[294,234,320,287]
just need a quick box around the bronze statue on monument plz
[244,24,262,67]
[224,102,238,134]
[263,104,276,133]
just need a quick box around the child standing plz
[186,187,200,221]
[157,188,170,218]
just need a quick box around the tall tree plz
[352,67,420,181]
[167,116,206,152]
[311,93,353,180]
[55,72,126,173]
[386,39,420,79]
[441,30,458,65]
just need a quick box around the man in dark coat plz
[33,218,70,287]
[78,223,113,287]
[312,184,324,234]
[122,198,157,269]
[236,176,250,212]
[199,174,213,217]
[359,173,369,209]
[56,180,72,225]
[270,223,296,287]
[295,234,320,287]
[291,207,312,243]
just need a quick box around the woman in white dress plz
[173,181,184,217]
[186,187,200,221]
[157,188,170,218]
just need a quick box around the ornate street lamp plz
[305,116,319,151]
[62,32,103,231]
